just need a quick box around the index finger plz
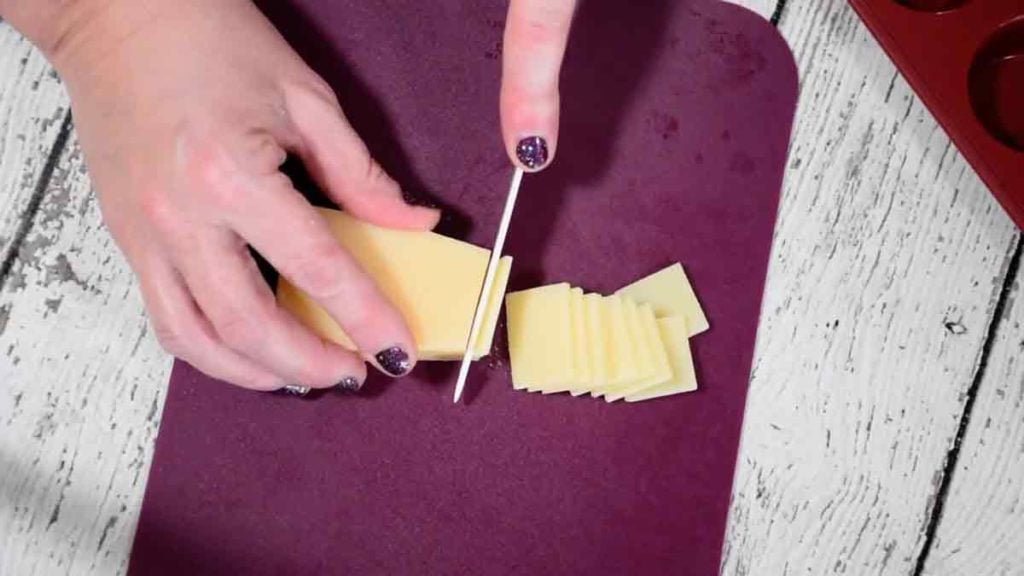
[501,0,578,171]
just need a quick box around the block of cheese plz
[276,208,513,360]
[604,304,673,402]
[506,283,574,391]
[616,263,709,337]
[626,316,698,402]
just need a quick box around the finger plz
[227,176,419,378]
[501,0,577,171]
[286,83,441,230]
[135,253,284,391]
[178,226,369,390]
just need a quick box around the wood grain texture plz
[720,0,778,20]
[0,136,170,576]
[922,260,1024,576]
[0,24,70,260]
[721,1,1021,574]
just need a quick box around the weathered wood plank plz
[922,254,1024,576]
[721,1,1020,574]
[721,0,778,20]
[0,137,170,576]
[0,23,70,261]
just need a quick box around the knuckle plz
[139,188,178,233]
[214,309,261,350]
[288,75,342,112]
[179,137,247,212]
[285,243,349,299]
[517,4,574,43]
[304,77,342,109]
[152,318,188,357]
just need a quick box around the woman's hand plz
[500,0,579,172]
[31,0,441,392]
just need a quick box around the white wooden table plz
[2,1,1023,574]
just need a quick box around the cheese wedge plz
[617,263,708,336]
[506,283,574,390]
[625,316,698,401]
[276,208,513,360]
[605,304,673,402]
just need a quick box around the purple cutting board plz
[128,1,798,574]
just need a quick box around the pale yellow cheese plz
[506,283,574,390]
[616,263,709,336]
[602,297,656,403]
[626,316,698,402]
[475,255,513,357]
[570,292,606,397]
[533,286,588,395]
[566,287,592,393]
[276,208,513,360]
[604,304,673,402]
[591,295,640,397]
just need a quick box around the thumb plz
[286,81,440,230]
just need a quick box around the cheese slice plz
[602,297,656,402]
[604,304,673,402]
[506,283,574,390]
[533,286,588,395]
[475,256,514,357]
[570,292,606,397]
[626,316,698,402]
[567,287,591,392]
[616,263,708,336]
[276,208,513,360]
[591,295,640,397]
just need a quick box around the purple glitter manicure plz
[375,346,411,377]
[279,385,311,397]
[516,136,549,169]
[337,377,362,392]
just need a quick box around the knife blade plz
[452,167,525,403]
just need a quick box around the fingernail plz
[279,385,311,397]
[375,346,411,377]
[516,136,549,170]
[402,190,439,209]
[336,376,362,392]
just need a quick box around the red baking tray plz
[850,0,1024,227]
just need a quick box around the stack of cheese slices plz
[505,264,707,402]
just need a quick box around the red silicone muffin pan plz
[850,0,1024,227]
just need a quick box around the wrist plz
[1,0,96,59]
[2,0,173,79]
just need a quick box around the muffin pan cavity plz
[851,1,1024,228]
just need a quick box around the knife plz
[452,167,525,403]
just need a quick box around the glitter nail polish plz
[516,136,549,169]
[375,346,411,376]
[337,377,362,392]
[280,385,311,397]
